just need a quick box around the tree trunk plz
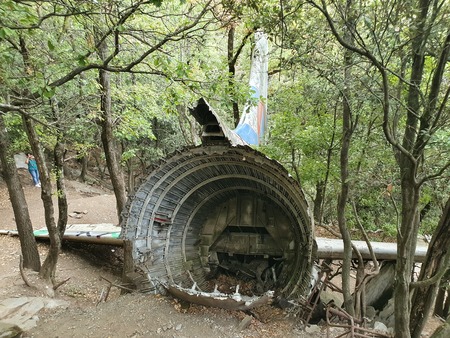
[443,291,450,318]
[393,164,420,337]
[313,181,325,224]
[97,39,127,225]
[55,140,68,238]
[52,100,68,240]
[79,154,88,182]
[0,114,41,271]
[22,115,60,281]
[337,99,354,316]
[227,26,240,127]
[336,0,356,317]
[434,287,446,317]
[410,197,450,338]
[226,28,253,127]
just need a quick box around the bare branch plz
[49,0,214,88]
[411,251,450,289]
[0,7,90,30]
[0,103,55,128]
[414,32,450,155]
[418,160,450,186]
[307,0,417,166]
[53,277,71,290]
[351,200,379,271]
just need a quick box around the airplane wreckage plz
[118,32,427,322]
[121,32,316,310]
[120,96,315,309]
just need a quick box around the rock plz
[364,262,395,310]
[320,289,343,307]
[305,324,321,333]
[162,323,173,331]
[373,321,389,334]
[0,321,23,338]
[73,210,88,215]
[277,298,295,309]
[0,297,69,331]
[237,315,252,331]
[365,306,376,322]
[376,298,395,329]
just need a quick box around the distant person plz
[25,153,41,187]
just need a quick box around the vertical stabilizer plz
[234,31,268,146]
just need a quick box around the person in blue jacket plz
[25,153,41,187]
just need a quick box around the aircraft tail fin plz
[233,31,268,146]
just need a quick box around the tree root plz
[53,277,71,290]
[19,255,32,287]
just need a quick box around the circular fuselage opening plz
[196,192,299,296]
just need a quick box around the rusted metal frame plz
[130,145,304,241]
[302,260,340,323]
[303,264,331,323]
[324,276,343,294]
[133,154,202,252]
[164,222,175,283]
[325,306,390,338]
[143,153,292,246]
[319,260,345,295]
[180,187,252,285]
[151,149,308,224]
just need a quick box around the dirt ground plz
[0,169,443,337]
[0,170,326,338]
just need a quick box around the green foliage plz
[1,0,448,244]
[2,113,28,153]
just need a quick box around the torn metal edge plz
[164,283,274,311]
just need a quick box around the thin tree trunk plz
[410,197,450,338]
[393,1,431,334]
[0,114,41,271]
[226,28,253,127]
[394,168,420,338]
[227,27,240,127]
[434,287,446,317]
[97,39,127,225]
[51,99,68,240]
[22,115,60,281]
[443,291,450,318]
[313,181,325,223]
[337,0,356,317]
[55,140,68,238]
[317,105,337,225]
[79,154,88,182]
